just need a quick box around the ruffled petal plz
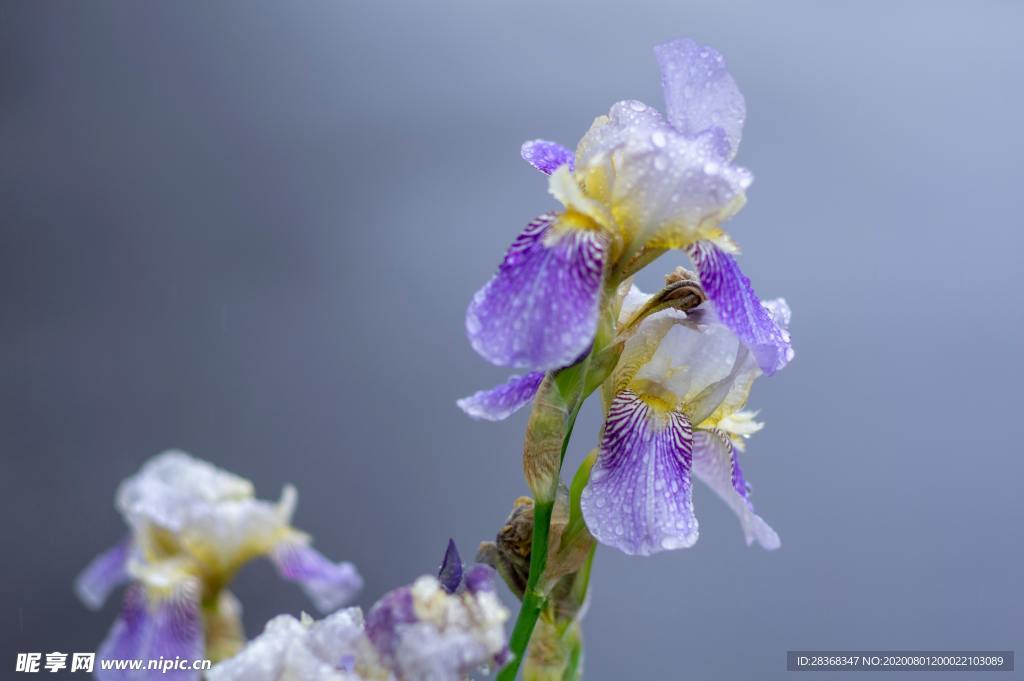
[206,615,307,681]
[116,450,253,532]
[456,372,543,421]
[580,390,698,556]
[466,214,606,371]
[271,541,363,613]
[654,38,746,158]
[521,139,574,174]
[692,429,779,549]
[575,101,751,252]
[368,577,509,681]
[75,537,131,610]
[96,582,204,681]
[365,587,418,660]
[689,241,793,375]
[208,610,376,681]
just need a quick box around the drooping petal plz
[466,214,606,371]
[521,139,574,174]
[692,429,779,549]
[96,582,204,681]
[581,390,698,556]
[689,241,793,375]
[654,38,746,158]
[456,371,543,421]
[574,101,751,252]
[271,541,363,614]
[437,539,462,594]
[75,537,132,610]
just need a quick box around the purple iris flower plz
[75,450,362,680]
[462,38,791,418]
[579,286,785,556]
[208,541,507,681]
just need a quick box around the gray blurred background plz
[2,1,1022,679]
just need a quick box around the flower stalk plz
[500,394,582,681]
[462,37,794,680]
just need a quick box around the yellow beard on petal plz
[635,386,683,420]
[546,210,603,241]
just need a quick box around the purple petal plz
[463,564,498,594]
[654,38,746,158]
[75,537,131,610]
[521,139,574,174]
[689,241,793,375]
[365,586,417,660]
[580,390,698,556]
[437,539,462,594]
[271,542,363,613]
[97,583,204,681]
[692,429,779,549]
[466,214,606,371]
[456,371,543,421]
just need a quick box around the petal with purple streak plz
[692,429,779,549]
[271,542,363,613]
[521,140,575,175]
[74,537,131,610]
[689,241,793,375]
[365,586,417,660]
[654,38,746,159]
[466,214,606,371]
[96,582,204,681]
[581,390,698,556]
[437,539,462,594]
[456,371,543,421]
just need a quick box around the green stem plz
[498,404,582,681]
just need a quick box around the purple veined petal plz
[654,38,746,159]
[75,537,132,610]
[437,539,462,594]
[96,582,204,681]
[580,390,698,556]
[689,241,793,375]
[456,371,543,421]
[521,139,575,175]
[692,429,779,549]
[466,213,606,371]
[271,542,363,613]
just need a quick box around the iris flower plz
[75,450,362,678]
[579,286,786,555]
[208,542,508,681]
[461,38,791,422]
